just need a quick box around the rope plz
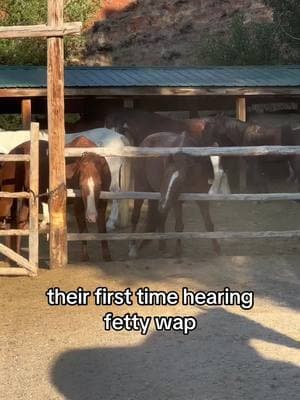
[29,182,66,204]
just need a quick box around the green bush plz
[0,0,101,65]
[198,14,282,65]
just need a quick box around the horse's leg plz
[106,168,119,231]
[128,198,143,258]
[97,199,111,262]
[173,201,184,257]
[40,201,49,229]
[74,199,89,262]
[138,200,159,251]
[12,199,29,257]
[196,201,221,255]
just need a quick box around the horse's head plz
[158,133,194,216]
[66,137,110,223]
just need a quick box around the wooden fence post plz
[29,122,39,273]
[236,96,247,191]
[47,0,67,268]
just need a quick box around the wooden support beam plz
[48,0,67,268]
[236,96,247,122]
[29,123,39,272]
[0,22,81,39]
[236,96,247,191]
[21,99,31,129]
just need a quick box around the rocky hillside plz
[84,0,272,66]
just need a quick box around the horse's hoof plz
[106,222,116,232]
[214,246,221,256]
[128,246,137,259]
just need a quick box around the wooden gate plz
[0,122,39,276]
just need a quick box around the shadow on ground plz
[51,308,300,400]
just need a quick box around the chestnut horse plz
[66,136,112,261]
[129,132,220,258]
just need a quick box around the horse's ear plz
[66,161,79,180]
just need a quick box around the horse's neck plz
[223,118,246,145]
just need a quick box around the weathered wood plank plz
[236,96,247,122]
[0,22,82,39]
[29,123,39,272]
[68,230,300,241]
[1,87,300,99]
[48,0,67,268]
[0,155,30,162]
[0,267,30,276]
[65,145,300,158]
[21,99,31,129]
[0,230,30,236]
[66,189,300,202]
[0,244,36,274]
[0,192,30,198]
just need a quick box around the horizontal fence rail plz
[0,154,30,162]
[65,145,300,158]
[68,230,300,241]
[67,189,300,202]
[65,143,300,248]
[0,191,31,199]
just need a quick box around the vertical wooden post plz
[47,0,67,268]
[29,122,39,274]
[21,99,31,129]
[236,96,247,191]
[120,97,134,227]
[236,97,247,122]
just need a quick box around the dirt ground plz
[1,192,300,399]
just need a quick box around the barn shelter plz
[0,65,300,127]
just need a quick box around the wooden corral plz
[65,144,300,246]
[0,0,82,271]
[0,123,39,276]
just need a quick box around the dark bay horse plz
[282,127,300,191]
[105,109,212,146]
[207,115,291,192]
[0,140,49,255]
[66,136,112,261]
[129,132,220,258]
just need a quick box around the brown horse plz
[206,115,290,192]
[129,132,220,258]
[66,136,112,262]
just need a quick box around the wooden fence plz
[65,144,300,244]
[0,123,39,276]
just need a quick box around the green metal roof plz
[0,65,299,88]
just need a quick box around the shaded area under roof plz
[0,66,300,89]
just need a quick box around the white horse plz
[0,128,130,231]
